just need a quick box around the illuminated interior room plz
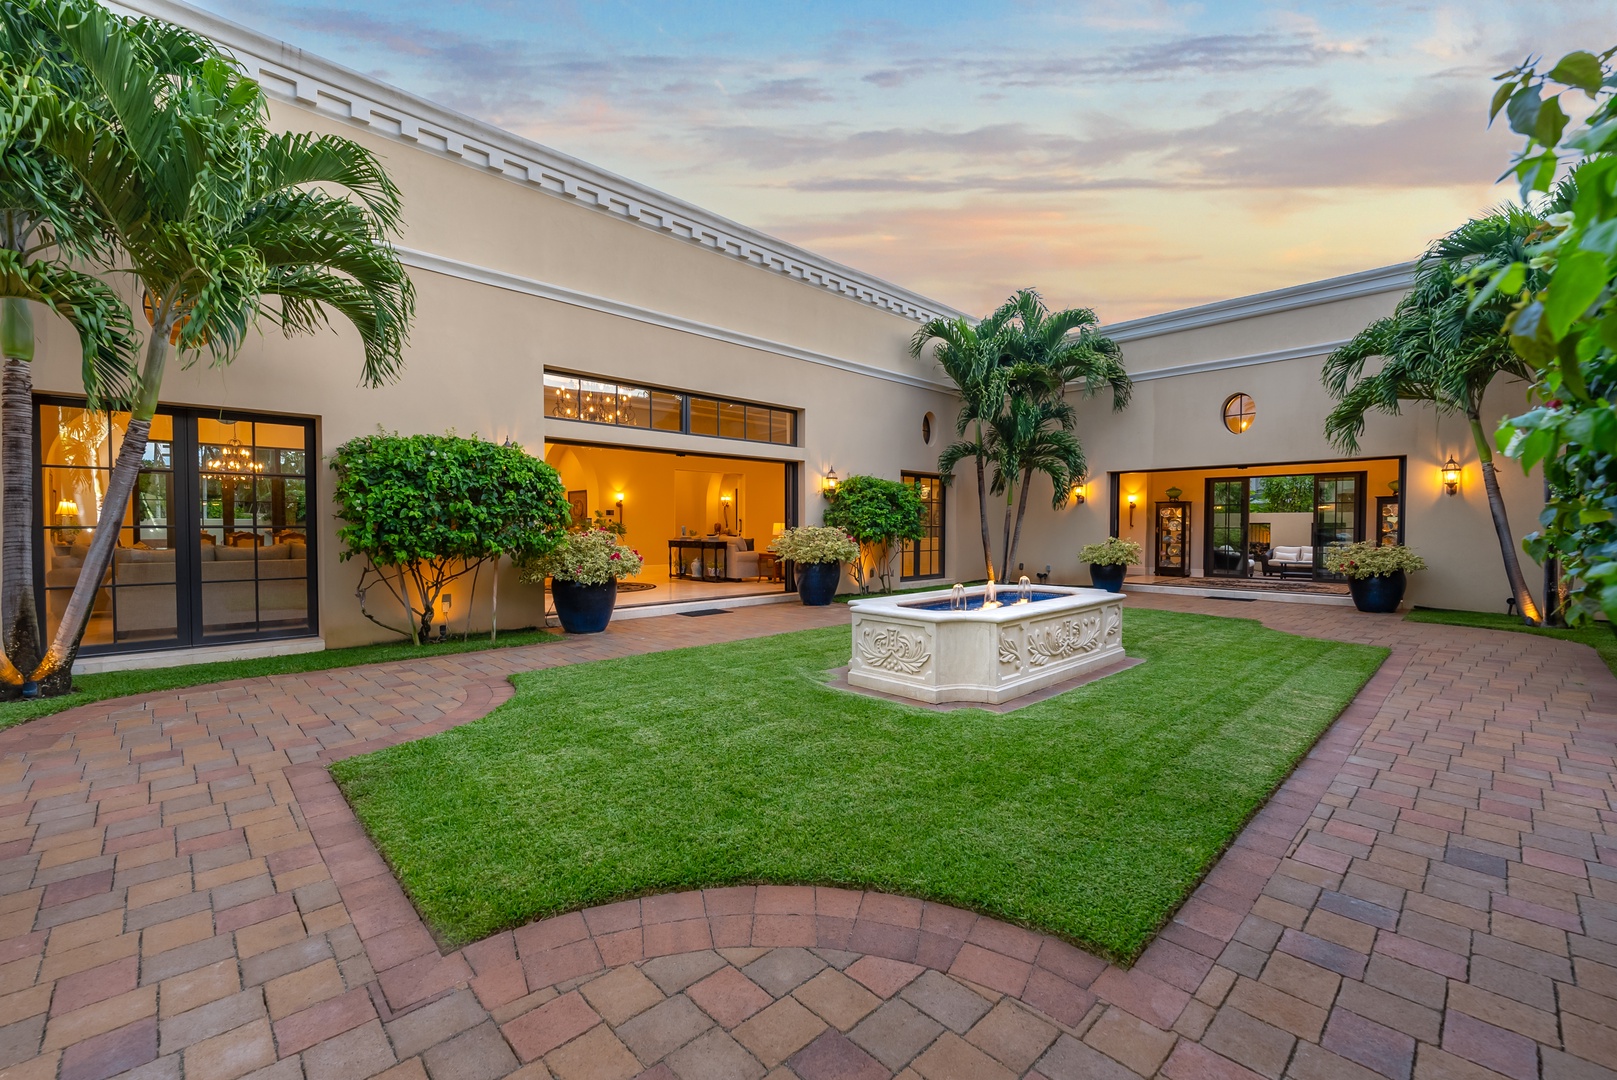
[542,442,791,607]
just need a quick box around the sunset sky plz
[194,0,1610,321]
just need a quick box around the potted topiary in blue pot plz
[1323,541,1427,614]
[1078,536,1142,593]
[521,528,644,633]
[769,526,860,606]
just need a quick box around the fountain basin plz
[845,584,1126,704]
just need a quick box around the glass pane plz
[771,410,792,444]
[1209,479,1246,577]
[614,385,651,428]
[544,373,580,419]
[718,402,745,439]
[40,405,112,467]
[745,407,771,442]
[577,380,615,424]
[689,397,718,436]
[651,391,683,432]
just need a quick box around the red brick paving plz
[0,594,1610,1078]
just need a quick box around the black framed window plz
[543,370,796,447]
[35,396,317,655]
[900,472,945,579]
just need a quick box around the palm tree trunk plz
[31,330,172,694]
[0,299,38,692]
[973,424,992,579]
[1006,465,1033,579]
[999,480,1015,583]
[1470,414,1541,625]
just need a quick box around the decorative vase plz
[1089,563,1127,593]
[1348,571,1406,614]
[796,561,841,606]
[550,578,618,633]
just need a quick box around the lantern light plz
[1441,455,1461,496]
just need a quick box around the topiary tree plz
[822,475,925,594]
[331,433,571,644]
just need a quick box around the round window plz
[1222,393,1255,434]
[922,411,935,445]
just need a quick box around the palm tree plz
[911,316,1012,579]
[988,290,1129,579]
[0,1,160,690]
[6,1,414,693]
[1324,206,1546,624]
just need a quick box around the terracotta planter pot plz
[1348,571,1406,614]
[550,579,618,633]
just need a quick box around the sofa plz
[1260,545,1315,577]
[46,533,309,639]
[703,536,760,580]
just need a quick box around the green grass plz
[1405,606,1617,676]
[0,628,559,729]
[332,609,1386,960]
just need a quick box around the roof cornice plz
[1104,262,1416,341]
[108,0,967,325]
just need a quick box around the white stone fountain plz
[845,579,1126,705]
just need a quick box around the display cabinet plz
[1154,501,1190,577]
[1375,496,1401,547]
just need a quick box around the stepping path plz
[0,595,1611,1080]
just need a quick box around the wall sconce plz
[1127,493,1138,527]
[821,469,839,498]
[1441,455,1461,496]
[1070,483,1085,506]
[615,492,625,527]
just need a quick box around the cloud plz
[730,78,835,109]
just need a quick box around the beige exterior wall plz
[18,79,962,651]
[1000,289,1548,615]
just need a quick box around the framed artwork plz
[566,490,588,528]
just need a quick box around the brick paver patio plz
[0,594,1612,1080]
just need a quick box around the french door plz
[1206,477,1250,578]
[35,397,318,655]
[1312,473,1364,579]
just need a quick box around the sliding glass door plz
[35,397,317,654]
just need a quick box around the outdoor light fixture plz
[822,469,839,497]
[1071,483,1085,505]
[1127,492,1138,527]
[1441,455,1461,496]
[438,594,451,643]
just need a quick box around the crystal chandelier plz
[206,435,263,475]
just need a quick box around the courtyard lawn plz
[1405,607,1617,676]
[0,628,559,730]
[332,610,1385,961]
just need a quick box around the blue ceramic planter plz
[796,561,842,606]
[551,578,618,633]
[1089,563,1127,593]
[1348,570,1406,614]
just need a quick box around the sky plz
[192,0,1612,321]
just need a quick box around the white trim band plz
[109,0,967,326]
[1128,341,1348,383]
[399,247,954,392]
[1106,264,1414,341]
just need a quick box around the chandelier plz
[206,436,263,475]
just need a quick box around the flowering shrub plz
[520,529,644,585]
[769,526,859,565]
[1078,537,1142,566]
[1322,542,1427,580]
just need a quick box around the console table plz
[668,538,730,581]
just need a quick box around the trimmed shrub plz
[822,475,926,593]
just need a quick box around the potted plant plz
[769,526,859,605]
[1323,541,1427,613]
[1078,537,1141,592]
[520,529,644,633]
